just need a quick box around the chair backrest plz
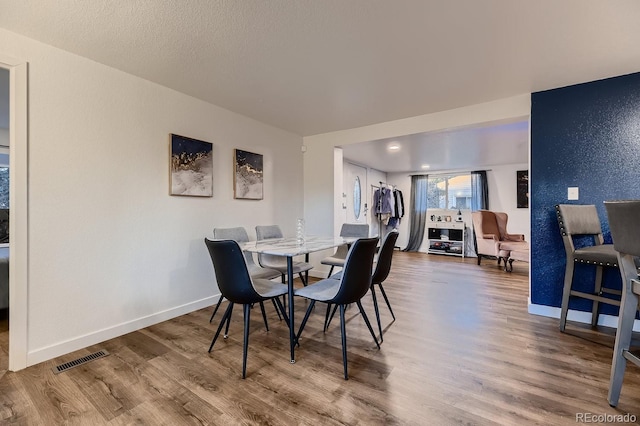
[556,204,604,236]
[471,210,500,239]
[213,227,256,265]
[604,200,640,287]
[255,225,283,240]
[213,227,250,243]
[340,223,369,238]
[372,231,399,285]
[204,238,261,304]
[331,237,379,304]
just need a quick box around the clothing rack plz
[373,182,401,242]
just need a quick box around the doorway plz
[343,162,368,227]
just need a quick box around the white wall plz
[0,28,304,366]
[304,95,531,258]
[387,163,530,252]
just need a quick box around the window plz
[427,174,472,210]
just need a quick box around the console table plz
[427,221,465,257]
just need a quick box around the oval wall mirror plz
[353,176,361,219]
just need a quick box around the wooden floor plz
[0,252,639,425]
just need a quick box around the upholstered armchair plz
[471,210,526,266]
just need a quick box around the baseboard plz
[528,302,640,332]
[27,296,217,367]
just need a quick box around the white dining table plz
[241,235,356,363]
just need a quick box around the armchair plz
[471,210,527,266]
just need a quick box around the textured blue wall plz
[531,72,640,315]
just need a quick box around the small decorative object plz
[430,215,436,221]
[170,134,213,197]
[445,216,452,222]
[437,216,442,222]
[234,149,264,200]
[456,209,463,222]
[296,218,305,246]
[517,170,529,208]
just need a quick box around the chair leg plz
[295,300,316,343]
[299,272,308,286]
[209,303,233,352]
[323,303,332,331]
[340,304,348,380]
[370,286,383,343]
[559,261,575,332]
[271,299,282,321]
[608,288,639,406]
[477,255,482,265]
[273,297,290,329]
[326,303,339,330]
[357,300,380,349]
[209,295,224,323]
[326,266,335,278]
[242,304,251,379]
[378,283,395,321]
[224,303,235,338]
[259,301,269,331]
[592,265,603,327]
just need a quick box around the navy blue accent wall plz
[531,72,640,315]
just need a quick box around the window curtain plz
[471,170,488,211]
[403,175,428,252]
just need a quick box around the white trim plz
[0,53,28,371]
[27,296,216,365]
[528,302,640,332]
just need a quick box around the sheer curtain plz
[471,170,488,211]
[403,175,428,252]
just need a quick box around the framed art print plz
[517,170,528,208]
[170,134,213,197]
[234,149,263,200]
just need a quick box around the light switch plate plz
[568,187,579,200]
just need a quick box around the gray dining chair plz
[603,200,640,407]
[555,204,621,331]
[255,225,313,286]
[204,238,290,379]
[209,227,282,325]
[294,237,380,379]
[320,223,370,277]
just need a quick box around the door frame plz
[0,53,28,371]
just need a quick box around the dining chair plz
[204,238,289,379]
[320,223,369,277]
[603,200,640,407]
[255,225,313,286]
[325,231,400,342]
[210,227,282,325]
[294,237,380,379]
[555,204,621,332]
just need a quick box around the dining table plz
[241,235,357,363]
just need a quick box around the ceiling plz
[0,1,639,171]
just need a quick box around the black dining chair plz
[294,237,380,379]
[325,231,399,343]
[204,238,290,379]
[210,227,282,326]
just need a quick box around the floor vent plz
[52,350,110,374]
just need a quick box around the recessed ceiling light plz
[388,144,400,151]
[421,164,430,169]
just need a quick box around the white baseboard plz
[528,302,640,331]
[27,296,217,366]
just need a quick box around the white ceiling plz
[0,1,639,170]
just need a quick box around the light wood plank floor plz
[0,252,639,425]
